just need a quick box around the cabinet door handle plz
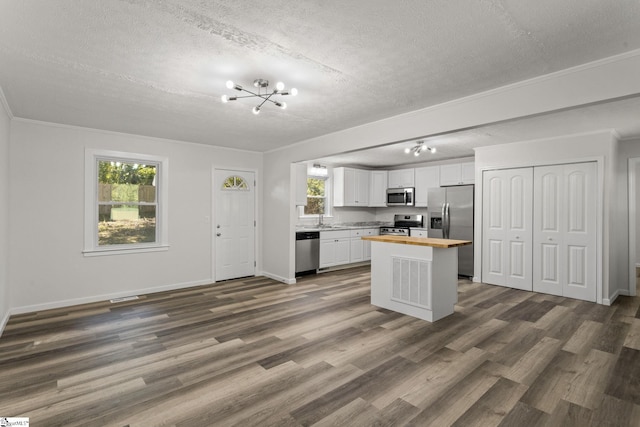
[216,233,221,237]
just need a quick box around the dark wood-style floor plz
[1,267,639,426]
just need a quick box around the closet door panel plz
[483,172,506,286]
[482,168,532,290]
[533,162,597,301]
[562,162,597,301]
[534,166,564,296]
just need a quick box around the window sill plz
[83,245,170,257]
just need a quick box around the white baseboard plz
[260,271,296,285]
[0,309,10,338]
[10,279,214,315]
[472,276,482,283]
[603,289,620,306]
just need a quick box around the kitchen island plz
[361,235,472,322]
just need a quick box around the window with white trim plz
[299,172,331,217]
[84,149,168,256]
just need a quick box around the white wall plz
[8,120,262,313]
[618,138,640,297]
[263,50,640,283]
[474,130,622,303]
[0,91,11,331]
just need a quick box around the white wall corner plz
[0,86,14,120]
[261,271,296,285]
[603,288,620,306]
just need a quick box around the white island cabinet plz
[362,235,471,322]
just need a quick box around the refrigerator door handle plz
[444,202,451,239]
[441,202,447,239]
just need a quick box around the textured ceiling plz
[1,0,640,153]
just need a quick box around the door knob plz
[216,233,221,237]
[216,225,221,229]
[515,236,520,239]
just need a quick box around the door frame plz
[211,166,260,282]
[628,157,639,297]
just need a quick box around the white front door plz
[214,169,255,281]
[533,162,597,301]
[482,168,533,290]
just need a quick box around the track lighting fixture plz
[404,140,436,157]
[221,78,297,114]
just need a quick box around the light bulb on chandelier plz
[221,78,297,114]
[405,141,436,157]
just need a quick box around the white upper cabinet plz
[440,162,475,186]
[388,168,415,188]
[333,167,370,207]
[414,166,440,207]
[369,170,388,207]
[294,163,308,206]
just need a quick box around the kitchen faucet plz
[318,214,324,226]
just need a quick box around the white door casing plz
[533,162,597,301]
[482,168,533,290]
[214,169,255,281]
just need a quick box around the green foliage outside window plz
[304,177,326,215]
[97,160,157,245]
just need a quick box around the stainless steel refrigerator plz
[427,185,474,277]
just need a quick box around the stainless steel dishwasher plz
[295,231,320,276]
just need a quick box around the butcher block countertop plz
[361,235,472,248]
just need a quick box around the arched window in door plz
[222,175,249,190]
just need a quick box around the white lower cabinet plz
[350,228,379,263]
[320,230,351,268]
[410,228,429,237]
[363,228,378,260]
[350,235,364,262]
[321,228,379,268]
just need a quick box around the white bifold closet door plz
[482,168,534,290]
[533,162,597,302]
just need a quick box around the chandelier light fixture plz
[404,140,436,157]
[221,78,298,115]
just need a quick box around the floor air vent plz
[110,296,139,303]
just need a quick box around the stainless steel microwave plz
[386,187,414,206]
